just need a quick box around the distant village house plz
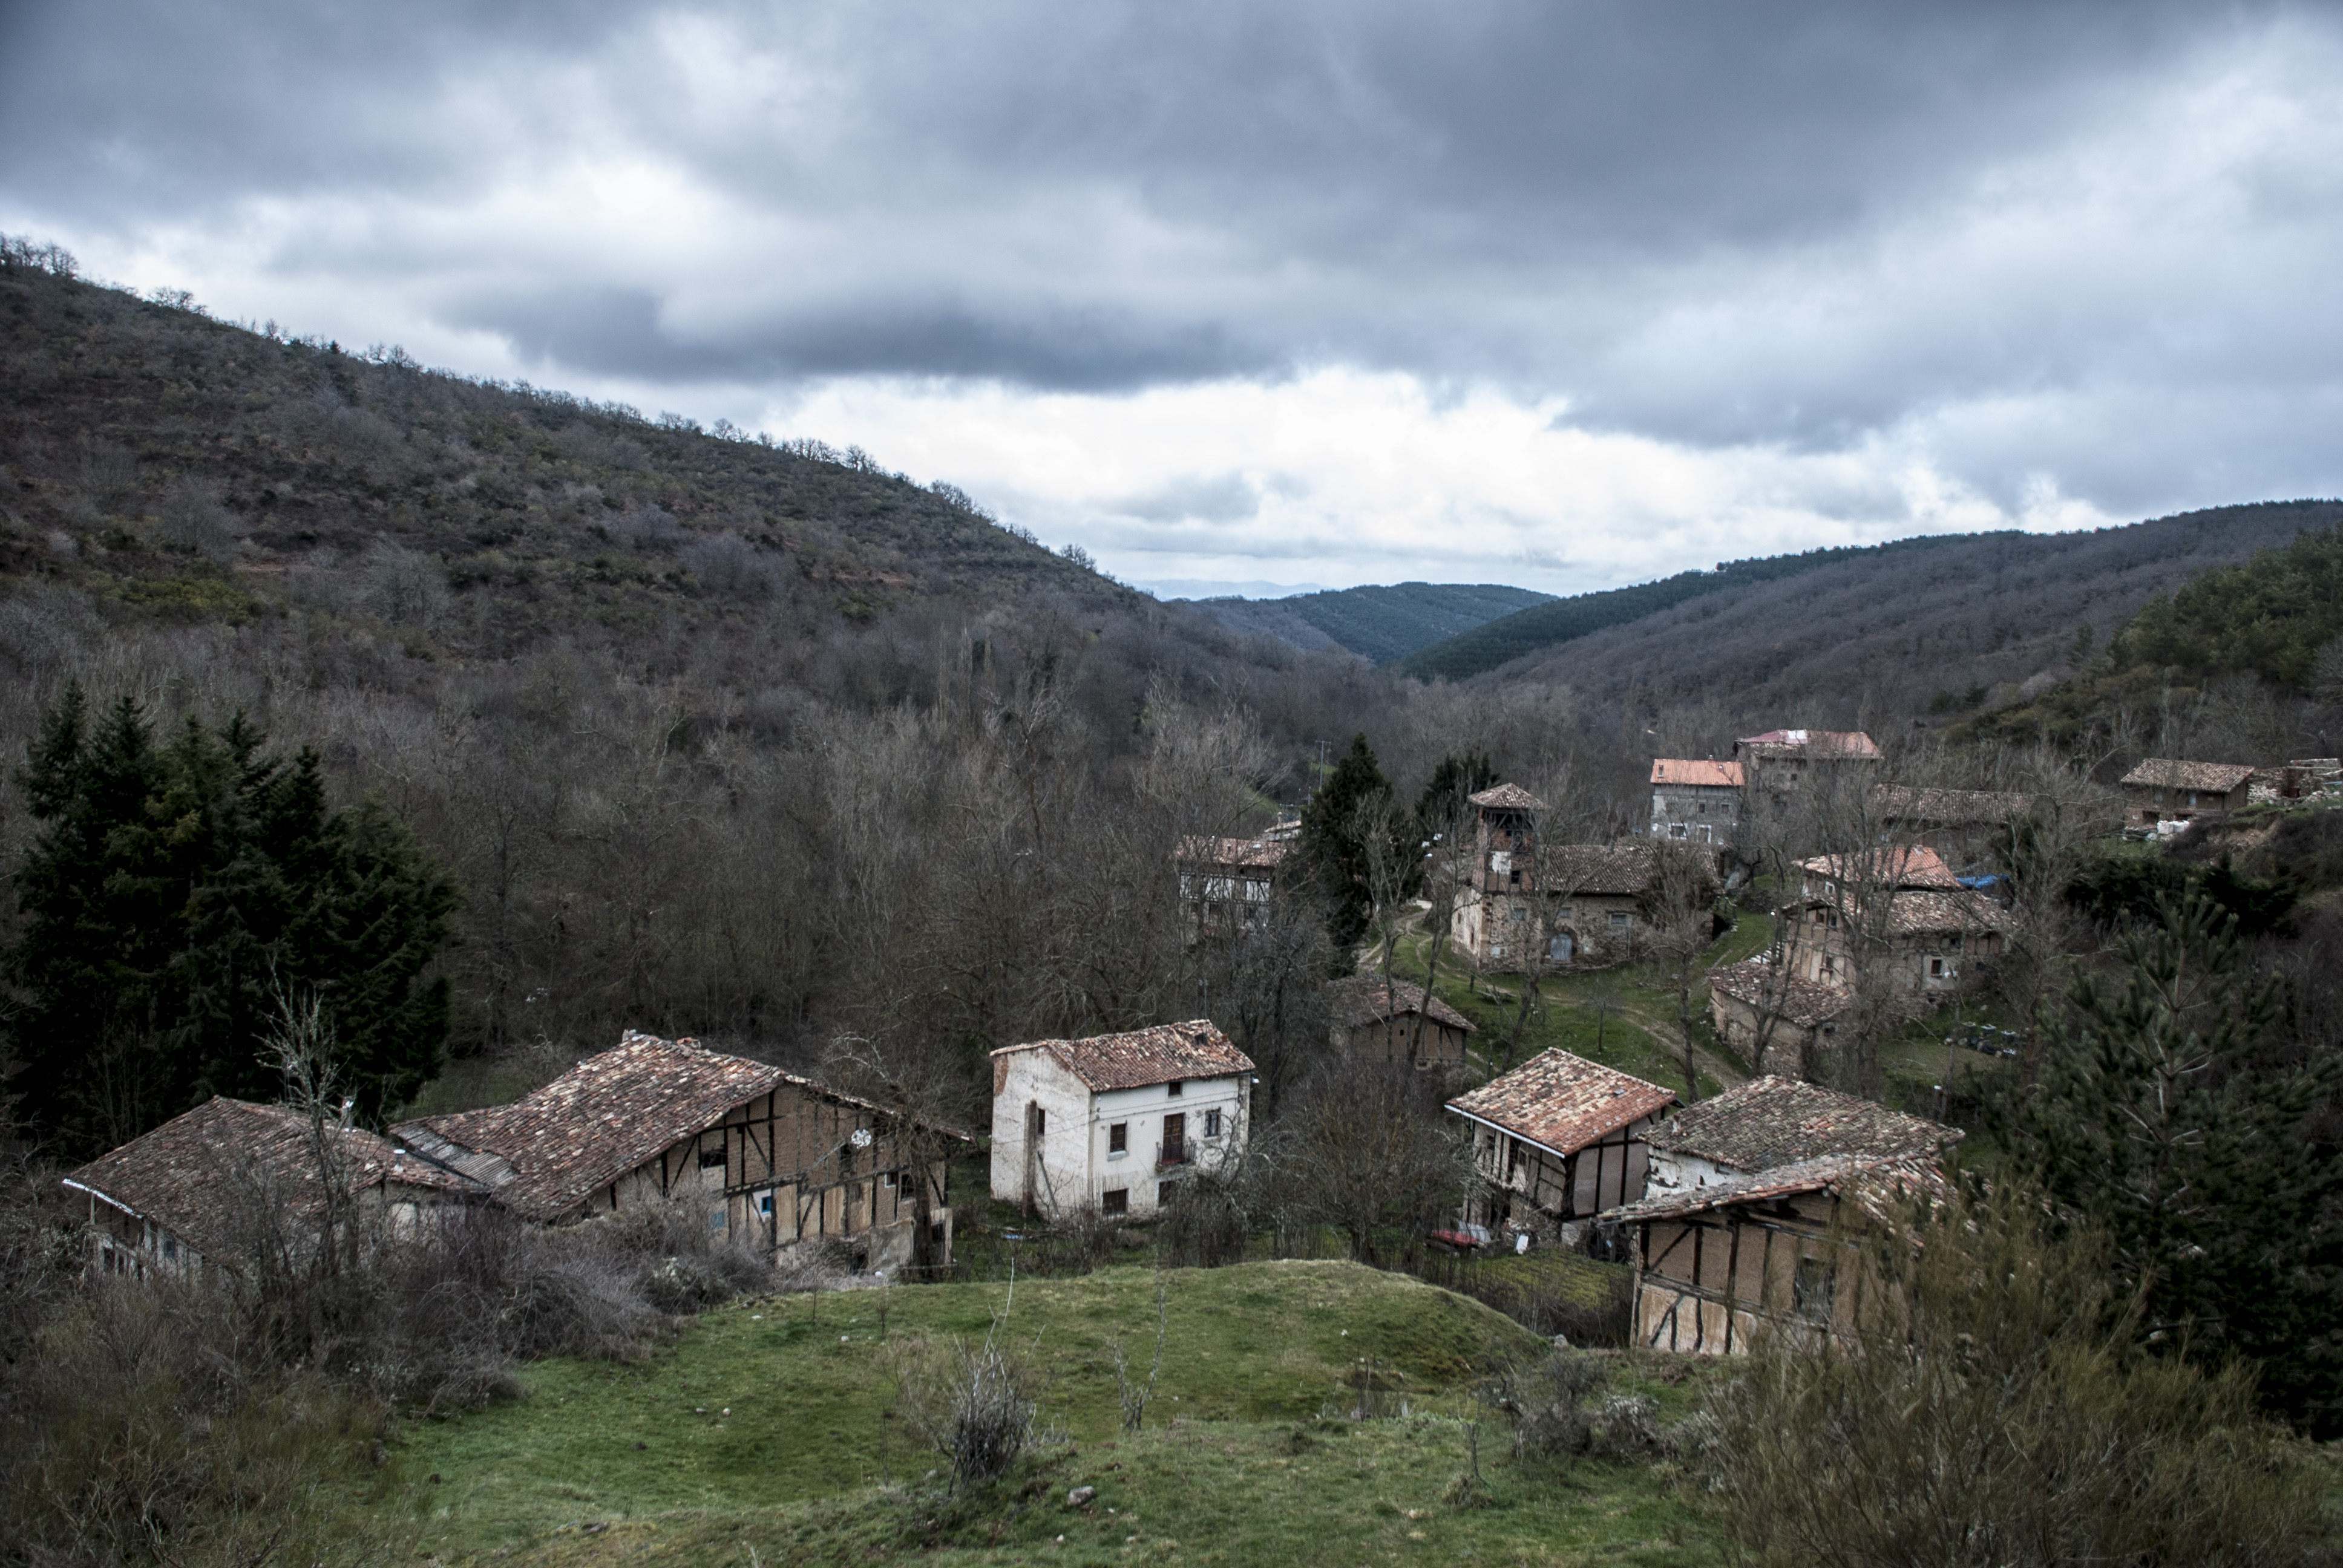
[1325,975,1476,1068]
[1792,846,2005,999]
[1732,729,1883,805]
[1174,833,1289,940]
[395,1031,967,1275]
[1648,758,1743,844]
[1605,1077,1961,1353]
[1872,785,2032,873]
[1446,1049,1676,1244]
[989,1021,1253,1221]
[64,1097,483,1280]
[2119,758,2255,833]
[1448,783,1663,971]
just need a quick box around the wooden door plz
[1162,1112,1186,1164]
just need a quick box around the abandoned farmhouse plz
[988,1021,1254,1220]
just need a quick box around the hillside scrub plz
[1694,1183,2328,1567]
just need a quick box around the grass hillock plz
[393,1261,1562,1555]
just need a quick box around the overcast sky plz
[5,1,2341,595]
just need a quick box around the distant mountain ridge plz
[1185,581,1555,664]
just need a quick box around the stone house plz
[1447,783,1662,972]
[1791,847,2006,999]
[395,1031,968,1275]
[1325,975,1476,1067]
[1649,759,1744,844]
[1175,834,1288,940]
[1731,728,1883,805]
[1704,958,1849,1069]
[64,1096,483,1280]
[1446,1049,1676,1243]
[989,1021,1253,1221]
[2119,758,2255,832]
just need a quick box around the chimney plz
[336,1096,356,1132]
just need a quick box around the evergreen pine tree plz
[4,687,459,1156]
[1299,733,1405,952]
[1999,892,2343,1434]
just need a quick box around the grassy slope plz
[1379,912,1776,1099]
[388,1261,1715,1567]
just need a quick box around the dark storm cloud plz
[2,0,2339,503]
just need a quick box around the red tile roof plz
[1541,843,1658,896]
[1645,1076,1959,1173]
[1798,845,1959,890]
[1884,889,2008,936]
[1651,759,1744,788]
[1468,783,1548,812]
[1175,835,1290,871]
[65,1097,481,1263]
[1601,1152,1947,1223]
[395,1031,957,1223]
[993,1021,1255,1093]
[1326,976,1476,1034]
[1735,729,1883,760]
[2120,758,2257,793]
[1447,1049,1676,1157]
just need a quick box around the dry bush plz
[0,1281,402,1568]
[1490,1348,1607,1463]
[1153,1165,1251,1269]
[1693,1184,2325,1567]
[889,1330,1040,1489]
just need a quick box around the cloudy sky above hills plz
[5,1,2341,594]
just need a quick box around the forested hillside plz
[1185,581,1554,663]
[1469,503,2341,763]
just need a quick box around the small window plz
[882,1170,898,1188]
[757,1191,775,1216]
[1101,1187,1129,1216]
[1109,1122,1128,1152]
[1032,1106,1046,1137]
[1793,1256,1836,1322]
[1167,1080,1183,1098]
[1609,912,1630,930]
[1203,1108,1222,1138]
[1928,956,1946,977]
[711,1207,727,1232]
[699,1147,727,1171]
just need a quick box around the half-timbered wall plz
[1342,1016,1472,1067]
[581,1083,952,1271]
[1631,1190,1852,1354]
[1468,1115,1658,1233]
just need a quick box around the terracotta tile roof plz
[1873,785,2033,826]
[1706,959,1850,1029]
[2120,758,2257,793]
[1447,1050,1676,1157]
[395,1031,960,1223]
[992,1021,1255,1093]
[1469,782,1548,812]
[1175,834,1289,871]
[1798,845,1959,890]
[1601,1152,1947,1224]
[1884,889,2008,936]
[1645,1076,1959,1174]
[1734,729,1882,760]
[1326,976,1476,1034]
[1651,759,1744,788]
[1541,843,1657,896]
[65,1097,481,1263]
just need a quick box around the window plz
[882,1170,898,1188]
[1670,824,1687,838]
[1109,1121,1128,1153]
[1031,1106,1046,1137]
[710,1207,727,1232]
[1167,1080,1183,1098]
[1101,1187,1129,1216]
[1203,1108,1222,1138]
[699,1146,727,1170]
[757,1191,775,1217]
[1608,912,1630,931]
[1793,1256,1836,1322]
[1555,904,1573,918]
[1927,956,1946,977]
[1158,1181,1176,1207]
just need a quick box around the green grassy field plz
[387,1261,1716,1567]
[1375,911,1774,1099]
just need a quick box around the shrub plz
[890,1331,1039,1489]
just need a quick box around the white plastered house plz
[989,1021,1256,1220]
